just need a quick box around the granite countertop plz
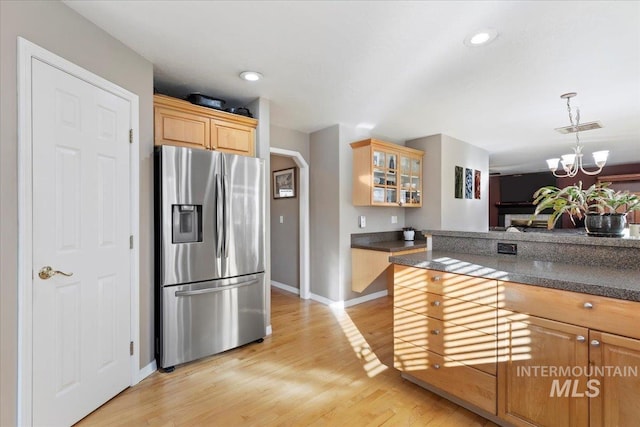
[423,229,640,248]
[351,240,427,252]
[390,251,640,302]
[350,230,427,252]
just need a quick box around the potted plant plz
[531,181,640,237]
[402,226,416,241]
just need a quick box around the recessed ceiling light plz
[464,28,498,47]
[239,71,263,82]
[356,123,376,130]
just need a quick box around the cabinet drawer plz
[154,106,210,149]
[394,338,497,414]
[394,265,497,305]
[499,281,640,340]
[394,286,497,331]
[394,307,497,375]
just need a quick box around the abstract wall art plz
[465,168,473,199]
[454,166,463,199]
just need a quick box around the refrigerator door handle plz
[223,174,230,258]
[215,173,223,258]
[174,279,259,297]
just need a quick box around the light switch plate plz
[358,215,366,228]
[279,215,284,224]
[391,216,398,224]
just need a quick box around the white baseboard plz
[310,290,389,309]
[137,359,157,383]
[344,290,389,307]
[271,280,300,295]
[309,292,338,306]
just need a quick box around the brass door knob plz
[38,266,73,280]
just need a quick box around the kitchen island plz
[390,230,640,427]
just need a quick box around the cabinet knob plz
[591,339,601,347]
[433,364,441,369]
[431,275,442,282]
[576,335,586,342]
[430,329,441,335]
[583,302,594,309]
[431,300,441,307]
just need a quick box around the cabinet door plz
[589,331,640,427]
[498,315,589,427]
[372,149,397,205]
[399,154,421,206]
[210,119,255,156]
[154,106,210,149]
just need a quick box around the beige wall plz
[270,156,300,288]
[0,2,154,424]
[309,125,342,300]
[406,134,489,232]
[339,125,405,301]
[271,125,310,164]
[310,124,407,302]
[269,125,310,290]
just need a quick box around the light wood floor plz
[77,288,498,426]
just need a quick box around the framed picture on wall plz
[273,167,296,199]
[454,166,463,199]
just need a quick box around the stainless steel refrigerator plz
[154,145,266,370]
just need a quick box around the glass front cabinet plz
[351,138,424,207]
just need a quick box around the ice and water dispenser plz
[172,204,202,243]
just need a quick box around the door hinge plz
[130,341,134,356]
[129,129,133,144]
[130,235,134,249]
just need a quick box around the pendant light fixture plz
[546,92,608,177]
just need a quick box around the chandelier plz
[546,92,608,177]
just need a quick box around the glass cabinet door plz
[399,155,421,206]
[372,149,398,204]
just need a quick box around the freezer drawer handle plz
[174,279,259,297]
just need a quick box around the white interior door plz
[31,58,132,426]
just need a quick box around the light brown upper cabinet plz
[154,94,257,157]
[351,138,424,207]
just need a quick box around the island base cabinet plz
[498,315,589,427]
[589,331,640,427]
[394,338,497,414]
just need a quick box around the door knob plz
[38,266,73,280]
[431,300,441,307]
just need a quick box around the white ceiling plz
[64,0,640,174]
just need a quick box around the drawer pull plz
[583,302,594,309]
[576,335,586,343]
[431,275,442,282]
[591,339,600,347]
[433,363,441,369]
[431,300,441,307]
[430,329,441,335]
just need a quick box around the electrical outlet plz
[279,215,284,224]
[358,215,366,228]
[497,242,517,255]
[391,215,398,224]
